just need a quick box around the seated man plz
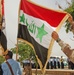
[51,31,74,63]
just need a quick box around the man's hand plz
[68,14,73,23]
[51,31,59,40]
[70,21,74,34]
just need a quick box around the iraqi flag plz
[0,0,7,54]
[18,0,69,73]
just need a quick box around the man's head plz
[5,50,13,60]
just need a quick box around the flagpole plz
[16,4,18,60]
[16,43,18,60]
[0,0,2,29]
[0,0,2,47]
[16,0,21,60]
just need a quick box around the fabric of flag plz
[18,0,69,73]
[0,0,7,53]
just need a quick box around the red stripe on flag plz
[2,0,4,15]
[20,0,68,27]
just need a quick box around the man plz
[51,31,74,63]
[60,56,64,69]
[1,50,22,75]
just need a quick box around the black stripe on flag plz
[0,29,7,51]
[18,24,48,68]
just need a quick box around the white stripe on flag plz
[20,11,54,48]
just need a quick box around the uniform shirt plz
[57,39,74,63]
[1,59,22,75]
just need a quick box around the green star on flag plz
[20,14,25,23]
[36,24,48,42]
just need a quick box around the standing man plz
[60,56,64,69]
[1,50,22,75]
[57,57,60,69]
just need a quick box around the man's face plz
[5,54,9,60]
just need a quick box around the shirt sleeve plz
[56,39,74,63]
[1,63,10,75]
[17,62,22,75]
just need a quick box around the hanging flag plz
[0,0,7,54]
[18,0,69,73]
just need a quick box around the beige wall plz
[32,69,74,75]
